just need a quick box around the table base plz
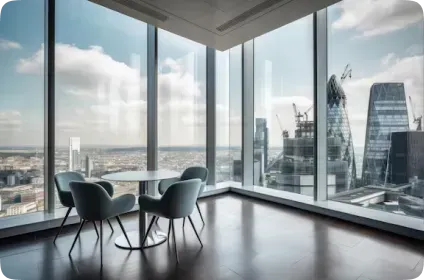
[115,230,167,249]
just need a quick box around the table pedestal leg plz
[115,181,167,249]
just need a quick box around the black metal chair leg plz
[141,216,156,247]
[155,217,159,225]
[100,220,103,267]
[54,207,72,243]
[196,202,205,225]
[171,220,179,264]
[167,219,172,239]
[92,221,99,238]
[116,216,132,248]
[188,216,203,247]
[183,218,186,227]
[69,220,85,255]
[107,219,114,232]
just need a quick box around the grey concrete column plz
[147,25,158,195]
[314,9,328,201]
[206,47,216,185]
[44,0,55,212]
[242,40,255,186]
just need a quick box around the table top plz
[101,170,180,182]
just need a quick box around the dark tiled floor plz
[0,194,423,280]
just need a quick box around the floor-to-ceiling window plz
[0,0,45,217]
[216,46,242,184]
[327,0,424,218]
[216,50,230,182]
[157,30,206,173]
[253,15,314,196]
[229,46,243,184]
[54,0,147,204]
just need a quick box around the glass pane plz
[216,50,230,183]
[215,46,242,184]
[0,0,45,217]
[229,46,242,184]
[327,0,424,218]
[55,0,147,205]
[157,30,206,173]
[254,15,314,196]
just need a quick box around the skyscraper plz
[85,155,93,178]
[327,75,356,191]
[362,83,409,186]
[69,137,81,171]
[389,131,424,184]
[254,118,269,170]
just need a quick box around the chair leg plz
[167,219,172,239]
[188,216,203,247]
[69,220,85,255]
[171,220,179,264]
[54,207,72,243]
[142,216,156,248]
[92,221,99,238]
[100,220,103,267]
[107,219,114,232]
[196,202,205,225]
[183,218,186,227]
[116,216,132,248]
[155,217,159,225]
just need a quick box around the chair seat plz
[138,195,165,217]
[108,194,136,219]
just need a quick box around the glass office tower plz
[68,137,81,171]
[327,75,356,192]
[362,83,410,187]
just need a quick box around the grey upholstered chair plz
[157,166,208,226]
[68,181,135,266]
[139,178,203,263]
[54,172,115,243]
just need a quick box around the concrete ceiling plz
[89,0,339,51]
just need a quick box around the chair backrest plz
[181,167,208,196]
[161,178,202,219]
[54,172,85,207]
[55,171,85,193]
[181,166,208,183]
[69,181,112,221]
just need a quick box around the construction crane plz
[340,64,352,85]
[409,96,422,131]
[304,105,313,122]
[292,103,303,124]
[276,114,289,138]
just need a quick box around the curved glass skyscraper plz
[327,75,356,192]
[362,83,409,186]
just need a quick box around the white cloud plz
[0,111,22,132]
[272,96,313,107]
[17,44,209,146]
[56,121,83,133]
[381,53,396,66]
[17,43,143,99]
[0,38,21,50]
[332,0,423,37]
[406,44,424,56]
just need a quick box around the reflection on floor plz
[0,194,422,280]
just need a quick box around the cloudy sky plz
[0,0,423,149]
[253,0,423,148]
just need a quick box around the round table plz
[102,170,179,250]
